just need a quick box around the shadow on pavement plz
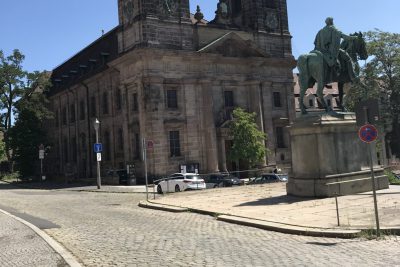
[234,194,316,206]
[0,180,96,190]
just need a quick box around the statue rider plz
[313,17,357,83]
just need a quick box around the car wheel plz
[175,185,180,192]
[157,185,163,194]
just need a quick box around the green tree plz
[229,107,267,168]
[9,73,52,177]
[346,30,400,157]
[0,50,35,165]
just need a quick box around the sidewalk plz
[0,210,70,266]
[143,183,400,237]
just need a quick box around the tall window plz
[71,137,77,162]
[70,104,75,123]
[169,131,181,157]
[276,127,285,148]
[102,92,109,114]
[63,137,68,163]
[167,90,178,109]
[118,128,124,150]
[90,96,96,117]
[62,107,67,125]
[132,93,138,111]
[224,91,234,107]
[79,100,85,120]
[116,89,122,110]
[134,133,140,159]
[265,0,276,8]
[273,92,282,107]
[55,110,59,127]
[104,131,111,161]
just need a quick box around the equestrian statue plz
[297,17,368,114]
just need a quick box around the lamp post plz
[94,118,101,189]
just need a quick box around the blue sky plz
[1,0,398,72]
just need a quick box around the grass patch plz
[385,170,400,185]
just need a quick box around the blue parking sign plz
[94,143,103,153]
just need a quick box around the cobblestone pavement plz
[0,186,399,267]
[0,211,67,266]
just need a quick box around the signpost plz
[359,107,380,237]
[39,144,45,181]
[93,118,101,189]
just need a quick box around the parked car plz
[249,173,288,184]
[155,173,206,194]
[205,173,242,188]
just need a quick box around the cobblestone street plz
[0,186,399,266]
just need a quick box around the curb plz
[217,215,360,239]
[0,209,82,267]
[139,201,361,239]
[138,201,188,212]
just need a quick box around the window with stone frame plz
[134,133,140,159]
[55,110,59,127]
[104,130,111,161]
[116,88,122,110]
[102,92,109,114]
[276,127,286,148]
[132,93,138,112]
[63,137,69,163]
[70,104,76,123]
[166,89,178,109]
[62,107,67,125]
[169,131,181,157]
[79,99,86,120]
[71,136,77,162]
[265,0,276,8]
[90,96,96,117]
[224,91,234,107]
[273,92,282,108]
[117,128,124,150]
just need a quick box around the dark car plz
[250,173,288,184]
[205,174,242,188]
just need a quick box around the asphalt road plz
[0,184,399,267]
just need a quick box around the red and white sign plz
[359,124,378,143]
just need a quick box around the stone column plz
[261,81,276,166]
[200,80,219,174]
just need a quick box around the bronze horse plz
[297,33,368,114]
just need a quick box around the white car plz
[156,173,206,194]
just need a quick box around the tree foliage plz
[229,107,267,168]
[346,30,400,157]
[9,76,53,177]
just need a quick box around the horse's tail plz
[297,54,309,87]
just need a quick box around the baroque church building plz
[47,0,296,182]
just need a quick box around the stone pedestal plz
[286,113,388,197]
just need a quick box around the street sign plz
[359,124,378,143]
[96,153,102,162]
[39,150,45,159]
[94,143,103,153]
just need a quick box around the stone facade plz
[46,0,296,182]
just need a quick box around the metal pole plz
[143,138,149,201]
[96,129,101,189]
[40,158,43,182]
[335,193,340,226]
[364,107,380,237]
[369,144,380,237]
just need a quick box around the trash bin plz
[117,170,128,185]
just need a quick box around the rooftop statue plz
[297,17,368,114]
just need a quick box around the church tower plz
[117,0,193,53]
